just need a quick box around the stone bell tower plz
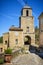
[19,5,35,46]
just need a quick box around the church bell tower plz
[19,5,35,46]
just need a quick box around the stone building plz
[0,5,35,53]
[38,12,43,47]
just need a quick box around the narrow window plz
[0,48,3,52]
[1,48,3,52]
[26,10,28,16]
[5,40,7,44]
[15,39,18,44]
[27,27,29,32]
[41,30,43,32]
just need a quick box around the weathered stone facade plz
[20,6,35,46]
[3,27,24,50]
[0,44,4,53]
[38,12,43,47]
[0,5,35,52]
[9,29,24,49]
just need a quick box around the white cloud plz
[17,0,25,6]
[0,13,19,19]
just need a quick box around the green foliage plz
[13,51,19,58]
[0,58,4,64]
[35,26,38,32]
[5,48,12,54]
[0,36,3,43]
[21,47,25,53]
[35,26,39,45]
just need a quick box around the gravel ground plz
[4,52,43,65]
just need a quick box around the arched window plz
[26,10,28,16]
[5,40,7,44]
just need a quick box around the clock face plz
[15,32,19,36]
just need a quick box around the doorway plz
[24,36,31,45]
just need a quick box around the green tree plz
[35,26,39,45]
[0,36,3,43]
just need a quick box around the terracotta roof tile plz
[9,25,23,31]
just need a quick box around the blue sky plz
[0,0,43,36]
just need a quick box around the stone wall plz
[9,31,24,49]
[0,44,4,53]
[3,33,9,49]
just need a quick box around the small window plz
[41,30,43,32]
[5,40,7,44]
[27,27,29,32]
[26,10,28,16]
[0,48,3,52]
[15,39,18,44]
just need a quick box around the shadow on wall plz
[29,45,43,59]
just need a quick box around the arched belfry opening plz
[26,10,28,16]
[24,36,31,45]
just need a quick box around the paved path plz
[4,52,43,65]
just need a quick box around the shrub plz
[0,58,4,64]
[0,36,3,43]
[5,48,12,54]
[21,47,25,53]
[13,51,19,58]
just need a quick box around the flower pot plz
[4,54,12,63]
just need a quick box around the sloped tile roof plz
[9,25,23,31]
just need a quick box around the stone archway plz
[24,36,31,45]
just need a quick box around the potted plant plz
[4,48,12,63]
